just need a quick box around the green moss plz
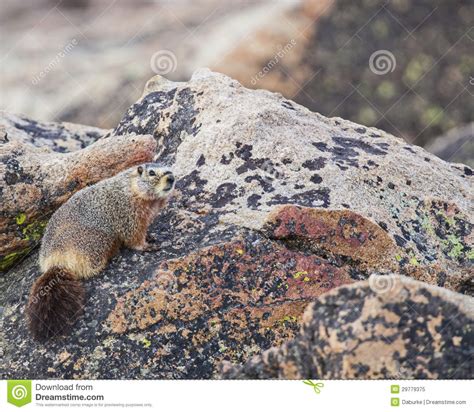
[16,213,27,225]
[395,254,402,262]
[277,315,298,326]
[293,271,307,279]
[22,220,48,242]
[421,214,434,235]
[409,257,419,266]
[0,248,32,271]
[1,218,49,272]
[444,234,465,260]
[467,250,474,261]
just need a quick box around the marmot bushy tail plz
[27,267,85,341]
[26,163,175,341]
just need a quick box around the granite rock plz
[220,276,474,379]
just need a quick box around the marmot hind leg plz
[40,228,120,279]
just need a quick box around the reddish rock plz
[106,233,353,372]
[264,205,400,272]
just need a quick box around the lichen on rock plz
[220,276,474,379]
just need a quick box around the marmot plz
[26,163,175,341]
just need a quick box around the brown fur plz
[26,267,85,341]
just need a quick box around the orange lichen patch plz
[264,205,399,271]
[107,234,353,336]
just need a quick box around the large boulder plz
[0,69,472,379]
[220,275,474,379]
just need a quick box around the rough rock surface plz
[220,276,474,379]
[0,69,472,379]
[0,111,157,270]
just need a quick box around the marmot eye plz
[149,170,156,176]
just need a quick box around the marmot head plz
[131,163,175,200]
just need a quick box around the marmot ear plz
[137,166,143,175]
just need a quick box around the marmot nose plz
[166,174,175,185]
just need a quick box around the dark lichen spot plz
[267,188,330,208]
[378,221,388,231]
[114,87,200,165]
[310,174,323,184]
[4,156,34,185]
[220,153,234,165]
[211,183,238,208]
[464,166,473,176]
[332,136,387,156]
[355,127,366,134]
[312,142,329,152]
[281,101,295,110]
[175,170,208,198]
[114,89,176,136]
[247,194,262,209]
[196,154,206,167]
[393,234,407,247]
[235,144,253,161]
[302,157,326,171]
[244,175,274,192]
